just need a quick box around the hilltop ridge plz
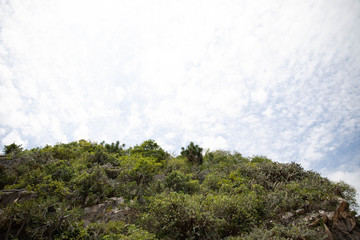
[0,140,359,239]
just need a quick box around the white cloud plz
[2,130,28,148]
[251,89,268,104]
[202,136,228,151]
[73,125,90,140]
[0,128,6,136]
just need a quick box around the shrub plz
[45,160,75,182]
[86,149,117,167]
[101,140,126,156]
[130,140,169,163]
[3,198,82,240]
[141,192,223,239]
[72,167,116,205]
[181,142,203,165]
[236,161,308,190]
[141,191,265,239]
[117,155,162,201]
[165,157,191,173]
[3,143,23,155]
[203,192,265,236]
[86,220,156,240]
[164,171,199,194]
[263,173,342,215]
[239,222,325,240]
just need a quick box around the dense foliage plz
[0,140,358,239]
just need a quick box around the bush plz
[3,143,23,155]
[236,161,308,190]
[141,192,223,239]
[165,157,193,175]
[45,160,75,182]
[3,198,82,240]
[86,220,157,240]
[117,155,162,201]
[264,173,341,215]
[203,150,247,169]
[101,140,126,156]
[86,149,117,167]
[164,171,199,194]
[141,191,265,239]
[239,222,325,240]
[203,192,265,236]
[130,140,169,163]
[72,167,116,205]
[181,142,203,165]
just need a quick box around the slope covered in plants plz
[0,140,358,239]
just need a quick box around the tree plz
[118,155,162,202]
[131,139,168,162]
[181,142,203,165]
[3,143,23,155]
[101,141,126,156]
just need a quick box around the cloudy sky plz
[1,0,359,203]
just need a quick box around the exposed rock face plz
[302,200,360,240]
[324,200,360,240]
[0,190,37,208]
[83,197,129,225]
[279,199,360,239]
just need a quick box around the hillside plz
[0,140,359,239]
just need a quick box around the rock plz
[281,212,294,223]
[0,190,37,208]
[108,197,124,204]
[325,200,360,240]
[83,197,127,226]
[304,212,321,224]
[83,203,108,225]
[296,208,306,215]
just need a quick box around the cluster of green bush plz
[0,140,357,239]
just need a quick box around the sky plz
[0,0,360,205]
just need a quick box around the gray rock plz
[83,197,128,226]
[295,208,305,215]
[327,200,360,240]
[281,212,294,223]
[0,190,37,208]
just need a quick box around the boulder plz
[0,190,37,208]
[83,197,128,225]
[296,208,306,215]
[325,200,360,240]
[281,212,294,224]
[305,200,360,240]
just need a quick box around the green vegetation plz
[3,143,23,155]
[0,140,358,239]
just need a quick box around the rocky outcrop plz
[302,200,360,240]
[0,190,37,208]
[83,197,129,225]
[279,199,360,239]
[323,200,360,240]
